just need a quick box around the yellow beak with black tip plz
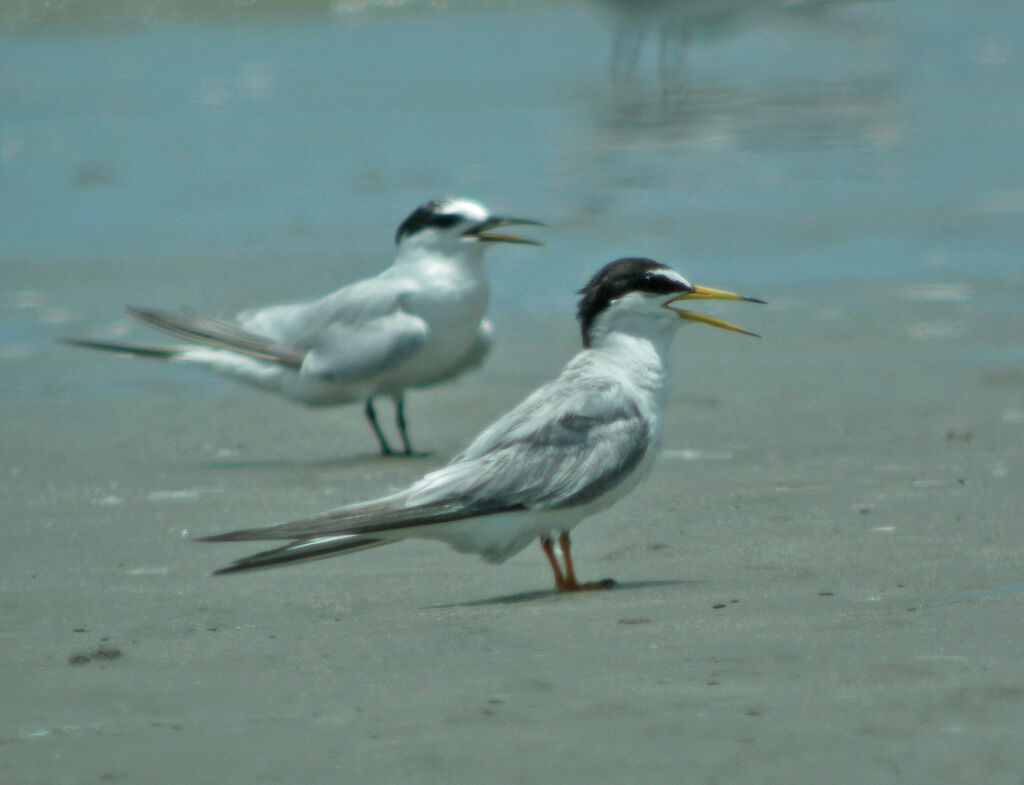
[663,285,766,338]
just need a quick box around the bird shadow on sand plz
[431,579,700,608]
[196,452,437,472]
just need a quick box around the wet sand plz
[3,276,1023,784]
[4,0,1024,780]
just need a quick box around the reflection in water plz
[555,0,899,279]
[592,0,878,91]
[555,72,901,240]
[579,0,896,149]
[594,76,899,151]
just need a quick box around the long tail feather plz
[212,535,386,574]
[198,498,513,543]
[57,337,185,360]
[126,306,306,368]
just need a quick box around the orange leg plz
[539,533,615,591]
[559,531,581,587]
[540,536,567,590]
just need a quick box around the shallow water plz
[4,1,1023,378]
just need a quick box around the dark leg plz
[556,532,615,591]
[364,398,396,456]
[394,395,429,457]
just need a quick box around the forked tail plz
[57,337,185,360]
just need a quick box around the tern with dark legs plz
[61,198,543,456]
[200,258,764,591]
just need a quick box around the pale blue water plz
[2,0,1023,392]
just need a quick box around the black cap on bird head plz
[576,258,694,347]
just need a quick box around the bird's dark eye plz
[432,214,460,229]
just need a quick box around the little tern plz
[199,257,764,591]
[61,198,543,456]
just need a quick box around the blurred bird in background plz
[62,198,544,456]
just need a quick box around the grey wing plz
[407,374,653,511]
[239,270,409,344]
[125,307,305,367]
[199,375,651,547]
[198,360,651,571]
[300,310,429,383]
[236,273,428,383]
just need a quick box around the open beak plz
[663,285,766,338]
[465,217,546,246]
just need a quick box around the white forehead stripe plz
[650,268,692,290]
[439,198,489,223]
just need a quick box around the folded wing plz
[200,363,651,571]
[300,311,429,383]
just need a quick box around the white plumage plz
[62,198,542,456]
[201,257,764,591]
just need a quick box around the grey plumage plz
[60,197,543,455]
[198,257,763,589]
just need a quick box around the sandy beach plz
[3,0,1024,781]
[3,275,1024,784]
